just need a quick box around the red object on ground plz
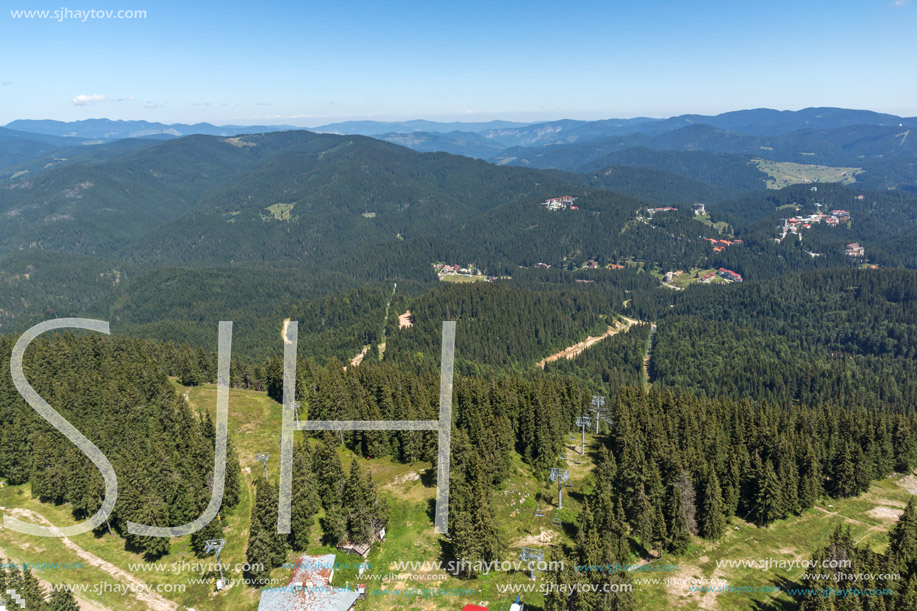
[462,606,489,611]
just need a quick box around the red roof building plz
[718,268,743,282]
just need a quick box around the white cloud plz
[110,96,136,102]
[2,81,12,87]
[72,93,107,106]
[895,0,911,6]
[143,102,160,109]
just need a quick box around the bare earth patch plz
[897,474,917,495]
[513,529,557,547]
[384,471,421,488]
[347,345,370,369]
[1,507,177,611]
[0,545,111,611]
[666,563,724,609]
[536,317,637,368]
[398,310,413,328]
[867,506,904,523]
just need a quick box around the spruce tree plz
[664,481,691,554]
[190,504,224,557]
[889,496,917,573]
[699,470,726,539]
[634,484,655,553]
[344,460,373,545]
[245,479,287,586]
[289,439,320,550]
[831,442,857,498]
[313,434,346,509]
[20,568,47,611]
[755,460,786,525]
[48,589,80,611]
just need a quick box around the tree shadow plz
[750,575,798,611]
[420,466,437,488]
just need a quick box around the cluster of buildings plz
[464,601,524,611]
[692,203,706,216]
[257,553,524,611]
[542,195,578,210]
[257,553,363,611]
[645,206,676,216]
[585,259,627,271]
[779,209,851,234]
[845,242,865,257]
[705,238,742,252]
[717,268,743,283]
[433,263,492,280]
[663,270,684,283]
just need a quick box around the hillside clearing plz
[536,316,637,368]
[750,158,863,189]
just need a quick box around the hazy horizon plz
[4,105,917,132]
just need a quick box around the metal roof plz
[258,554,360,611]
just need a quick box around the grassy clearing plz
[3,380,914,611]
[631,474,915,610]
[263,203,295,221]
[653,268,725,289]
[439,274,488,283]
[693,214,731,234]
[652,268,723,289]
[751,159,863,190]
[0,383,285,611]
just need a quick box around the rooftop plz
[258,554,360,611]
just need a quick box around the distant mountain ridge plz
[4,107,917,191]
[313,108,917,148]
[4,118,295,141]
[312,119,531,136]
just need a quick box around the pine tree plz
[699,470,726,539]
[634,484,655,553]
[755,460,786,525]
[448,430,501,577]
[313,434,346,509]
[190,503,224,558]
[177,345,199,387]
[675,470,698,536]
[289,440,320,550]
[20,568,47,611]
[653,508,667,555]
[245,479,287,586]
[344,460,373,545]
[48,589,80,611]
[320,504,349,547]
[798,441,822,509]
[889,496,917,573]
[576,500,603,565]
[664,481,691,554]
[264,357,284,404]
[831,442,857,498]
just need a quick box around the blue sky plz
[1,0,916,126]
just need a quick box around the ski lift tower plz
[204,539,226,590]
[519,547,545,580]
[549,468,570,510]
[575,416,591,455]
[255,452,270,481]
[589,395,605,434]
[291,401,301,426]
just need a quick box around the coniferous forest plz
[2,120,917,610]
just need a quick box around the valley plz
[3,108,917,611]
